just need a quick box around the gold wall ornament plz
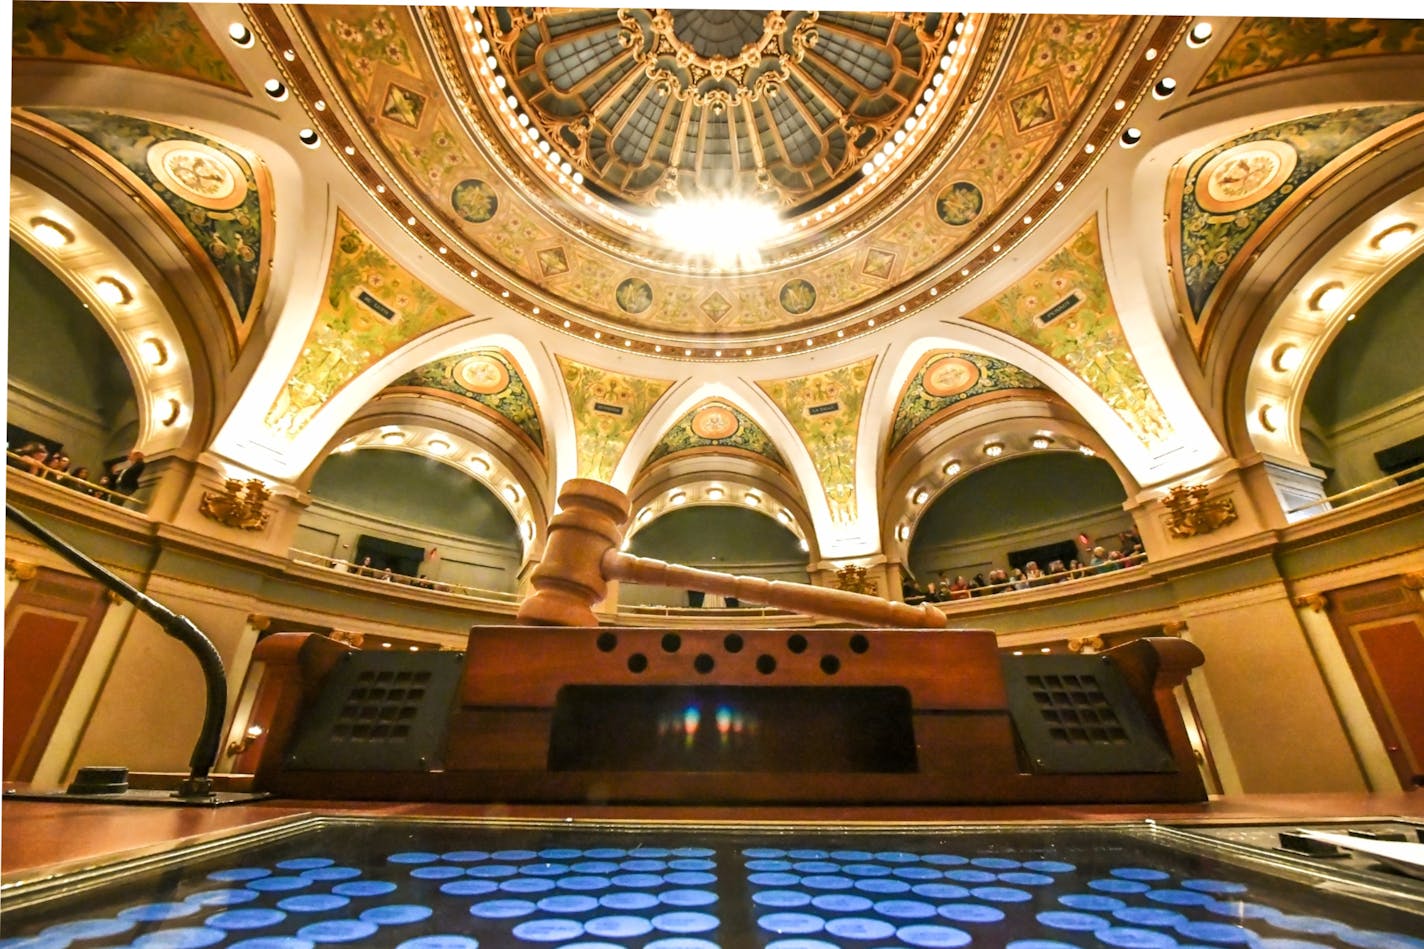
[199,478,273,531]
[1067,635,1105,653]
[329,630,366,648]
[1293,593,1328,612]
[1162,484,1238,538]
[834,564,878,596]
[5,558,38,582]
[246,613,272,632]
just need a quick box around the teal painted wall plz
[308,449,519,545]
[629,506,807,566]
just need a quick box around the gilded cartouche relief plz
[643,401,788,470]
[556,357,672,483]
[12,1,246,92]
[301,8,1130,338]
[888,351,1046,454]
[963,217,1173,451]
[24,109,269,350]
[386,349,545,454]
[1171,105,1424,352]
[757,358,877,527]
[265,212,470,438]
[1195,18,1424,92]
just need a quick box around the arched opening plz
[298,449,522,592]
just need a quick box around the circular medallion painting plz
[936,181,984,226]
[922,356,981,398]
[146,140,248,210]
[454,353,510,394]
[615,277,654,314]
[779,279,817,315]
[1195,140,1298,214]
[451,179,499,223]
[691,404,740,440]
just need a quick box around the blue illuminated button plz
[831,850,873,861]
[747,860,794,871]
[279,895,350,913]
[1096,928,1179,948]
[923,855,969,867]
[661,890,718,907]
[789,850,829,860]
[209,868,271,882]
[743,848,788,858]
[612,873,662,888]
[574,862,620,874]
[1039,911,1112,931]
[411,866,464,880]
[1204,899,1280,921]
[631,848,671,858]
[230,939,317,949]
[971,857,1020,870]
[913,884,970,900]
[1112,868,1171,881]
[895,923,972,947]
[521,863,571,877]
[443,851,490,863]
[599,892,659,911]
[754,891,811,908]
[1061,895,1126,912]
[764,941,837,949]
[540,849,583,860]
[892,867,942,880]
[302,867,361,881]
[206,909,288,930]
[1181,879,1247,894]
[468,864,518,878]
[584,848,627,859]
[511,919,585,942]
[187,889,260,907]
[758,913,825,935]
[669,859,716,871]
[793,862,839,874]
[1000,872,1055,886]
[1339,930,1424,949]
[558,876,611,891]
[874,852,917,863]
[471,899,537,919]
[622,859,666,872]
[3,941,78,949]
[802,876,853,890]
[500,878,556,894]
[537,896,599,914]
[560,943,625,949]
[1147,890,1212,906]
[652,912,719,934]
[584,916,655,938]
[248,877,311,892]
[646,940,719,949]
[854,878,910,894]
[120,902,203,921]
[1011,943,1086,949]
[945,870,995,883]
[40,919,135,940]
[810,894,872,913]
[1090,879,1151,894]
[332,881,397,898]
[296,921,379,943]
[132,928,227,949]
[970,886,1031,903]
[1116,908,1188,928]
[440,880,497,897]
[935,904,1005,924]
[396,938,479,949]
[360,905,433,926]
[493,850,539,861]
[1268,916,1350,937]
[666,872,716,886]
[279,859,334,871]
[843,864,891,877]
[388,852,440,864]
[826,917,897,940]
[672,848,716,858]
[1025,861,1076,873]
[873,899,935,919]
[749,873,800,887]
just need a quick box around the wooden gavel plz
[516,478,951,628]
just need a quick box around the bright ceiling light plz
[1371,222,1417,253]
[706,486,725,501]
[31,217,74,247]
[983,442,1004,457]
[648,197,786,270]
[669,492,686,506]
[1031,435,1053,449]
[1271,343,1304,373]
[426,438,451,454]
[1310,282,1346,311]
[1258,404,1282,432]
[913,488,930,505]
[95,276,132,305]
[140,337,168,367]
[381,431,405,444]
[943,460,961,476]
[744,492,761,507]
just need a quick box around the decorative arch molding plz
[625,471,817,563]
[9,172,201,460]
[383,347,546,458]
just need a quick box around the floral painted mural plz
[13,2,245,92]
[265,212,470,438]
[964,217,1173,451]
[757,358,876,527]
[1174,105,1424,345]
[1196,18,1424,91]
[643,401,788,470]
[889,352,1046,453]
[29,109,267,341]
[387,349,544,453]
[556,357,672,483]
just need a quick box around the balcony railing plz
[1285,457,1424,518]
[5,450,145,508]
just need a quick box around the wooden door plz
[3,566,111,781]
[1324,576,1424,790]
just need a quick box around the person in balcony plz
[68,465,91,490]
[11,442,50,474]
[1024,561,1046,587]
[44,453,72,481]
[947,575,972,600]
[113,450,146,495]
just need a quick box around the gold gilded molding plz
[1293,594,1328,612]
[5,558,38,582]
[247,614,273,631]
[1161,484,1238,538]
[1067,634,1105,653]
[199,479,273,531]
[834,564,877,596]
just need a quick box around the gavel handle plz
[604,550,949,629]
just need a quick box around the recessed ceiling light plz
[95,276,132,305]
[160,397,182,427]
[382,431,405,445]
[298,128,320,148]
[943,460,961,476]
[30,217,74,247]
[896,524,910,541]
[1153,77,1177,98]
[1187,22,1213,46]
[1258,404,1282,432]
[1078,445,1096,457]
[426,438,451,454]
[1371,222,1417,253]
[1031,435,1053,449]
[913,489,930,505]
[469,456,490,472]
[227,22,253,46]
[744,493,761,507]
[140,337,168,367]
[707,486,725,500]
[983,442,1004,457]
[1271,343,1303,373]
[1120,127,1142,147]
[503,485,520,503]
[1310,282,1347,311]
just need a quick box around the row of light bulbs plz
[631,485,810,552]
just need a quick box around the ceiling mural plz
[888,351,1046,454]
[643,400,788,471]
[1194,18,1424,92]
[757,358,876,527]
[264,211,470,439]
[964,216,1173,451]
[297,8,1134,341]
[556,356,673,483]
[1171,104,1424,351]
[24,108,269,349]
[12,1,246,93]
[385,349,544,454]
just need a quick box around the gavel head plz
[515,479,631,626]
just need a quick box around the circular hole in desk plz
[694,654,715,674]
[820,655,841,675]
[723,633,744,653]
[849,634,870,654]
[627,653,648,673]
[787,634,808,654]
[596,632,618,652]
[756,654,777,675]
[661,633,682,653]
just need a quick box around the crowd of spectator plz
[7,440,145,504]
[903,530,1147,603]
